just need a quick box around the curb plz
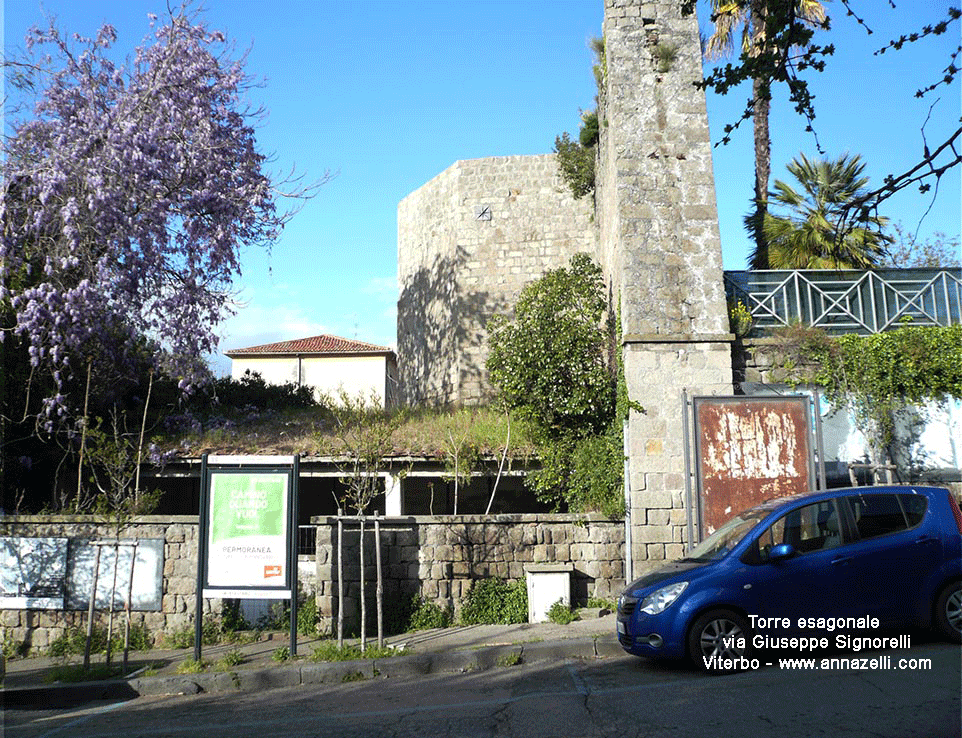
[3,635,622,709]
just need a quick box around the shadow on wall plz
[398,246,507,406]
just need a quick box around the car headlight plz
[639,581,688,615]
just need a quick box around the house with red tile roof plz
[225,334,398,407]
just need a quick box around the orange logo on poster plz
[264,565,283,578]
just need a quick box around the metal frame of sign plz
[683,393,825,546]
[196,454,299,659]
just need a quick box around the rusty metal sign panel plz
[692,396,814,537]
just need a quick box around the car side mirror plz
[769,543,795,561]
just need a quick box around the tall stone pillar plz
[597,0,734,579]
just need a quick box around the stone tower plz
[397,155,594,406]
[597,0,733,578]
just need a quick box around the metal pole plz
[290,456,299,657]
[195,454,209,662]
[681,391,696,551]
[812,392,827,491]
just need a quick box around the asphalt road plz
[5,641,960,738]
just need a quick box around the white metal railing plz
[724,269,962,335]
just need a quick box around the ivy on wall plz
[764,323,962,458]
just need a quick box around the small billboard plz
[199,456,298,599]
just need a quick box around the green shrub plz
[309,641,398,662]
[176,658,207,674]
[255,592,318,635]
[164,626,194,650]
[406,596,452,631]
[2,630,22,660]
[586,597,616,612]
[163,618,218,649]
[653,42,679,73]
[460,578,528,625]
[219,649,244,668]
[208,371,316,411]
[547,599,578,625]
[496,651,523,667]
[48,626,102,658]
[553,132,595,199]
[272,646,291,662]
[221,599,249,633]
[47,623,152,658]
[44,663,122,683]
[298,594,319,635]
[565,427,626,518]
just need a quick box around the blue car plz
[617,485,962,672]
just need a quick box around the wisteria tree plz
[1,5,321,437]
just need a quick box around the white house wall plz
[231,357,300,386]
[230,355,390,405]
[300,355,388,405]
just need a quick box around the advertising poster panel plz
[0,537,67,609]
[206,471,289,595]
[66,539,164,610]
[200,456,297,600]
[693,396,817,537]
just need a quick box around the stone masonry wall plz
[597,0,734,579]
[313,514,624,634]
[397,155,595,406]
[0,516,208,653]
[1,515,621,650]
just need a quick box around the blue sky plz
[5,1,960,375]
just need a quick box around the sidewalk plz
[2,612,622,709]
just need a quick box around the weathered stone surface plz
[397,155,595,406]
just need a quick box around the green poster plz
[210,474,286,543]
[207,471,289,590]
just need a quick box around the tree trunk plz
[375,513,383,649]
[747,0,772,269]
[337,511,344,650]
[83,544,102,671]
[359,516,366,652]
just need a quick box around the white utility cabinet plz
[524,563,574,623]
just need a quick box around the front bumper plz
[617,609,687,660]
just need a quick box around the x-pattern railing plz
[724,269,962,335]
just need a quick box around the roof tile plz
[225,334,393,356]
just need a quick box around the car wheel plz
[687,609,752,673]
[934,581,962,643]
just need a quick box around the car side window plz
[843,494,909,540]
[752,500,842,562]
[898,494,927,527]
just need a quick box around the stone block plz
[646,509,670,526]
[634,524,673,543]
[665,543,686,560]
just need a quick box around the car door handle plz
[831,556,852,566]
[913,535,937,545]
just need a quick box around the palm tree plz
[704,0,827,263]
[747,153,893,269]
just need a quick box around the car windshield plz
[683,508,769,562]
